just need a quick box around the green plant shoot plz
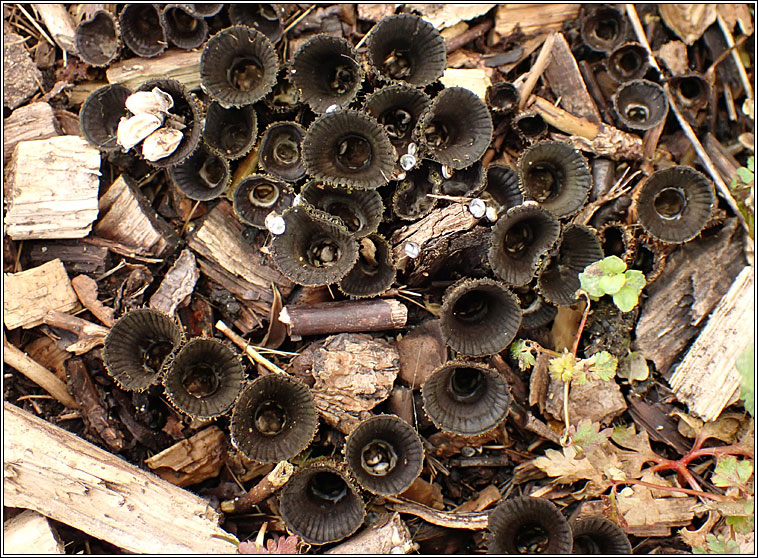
[579,256,645,312]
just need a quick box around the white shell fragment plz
[485,205,498,222]
[468,198,486,218]
[117,113,163,151]
[142,128,183,161]
[265,212,286,235]
[125,87,174,117]
[404,242,420,259]
[399,153,416,170]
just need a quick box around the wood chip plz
[5,136,100,240]
[3,259,79,330]
[72,274,115,327]
[325,513,416,555]
[492,4,579,42]
[107,49,201,91]
[145,426,226,488]
[3,402,238,554]
[659,5,717,45]
[149,248,199,315]
[4,510,64,554]
[396,319,446,388]
[657,41,690,76]
[406,4,496,30]
[3,24,43,110]
[3,102,60,165]
[440,68,491,99]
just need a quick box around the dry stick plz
[3,339,79,409]
[518,32,556,110]
[215,320,288,375]
[282,5,314,35]
[716,13,754,101]
[43,310,109,355]
[625,4,749,235]
[220,461,295,514]
[384,497,489,530]
[446,19,494,53]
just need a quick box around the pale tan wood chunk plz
[3,102,60,165]
[4,509,65,554]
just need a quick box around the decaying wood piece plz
[310,333,400,434]
[3,509,65,554]
[325,512,417,555]
[26,239,109,275]
[518,32,556,110]
[3,24,43,111]
[221,461,295,514]
[3,402,239,554]
[492,4,580,42]
[407,4,496,31]
[188,201,294,323]
[391,204,480,279]
[107,49,201,91]
[149,248,199,315]
[528,95,644,160]
[385,497,490,530]
[31,4,77,54]
[95,175,178,258]
[66,357,124,452]
[3,102,60,164]
[543,33,602,123]
[3,339,78,409]
[43,311,109,355]
[280,299,407,338]
[23,336,70,382]
[3,259,79,330]
[145,426,226,488]
[669,266,754,421]
[5,136,100,240]
[634,219,745,375]
[575,496,698,537]
[396,319,446,388]
[704,132,741,186]
[440,68,491,99]
[71,275,115,327]
[454,484,502,513]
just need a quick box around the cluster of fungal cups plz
[84,5,722,550]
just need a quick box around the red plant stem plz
[610,479,732,502]
[571,293,592,357]
[682,445,755,464]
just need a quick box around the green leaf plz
[737,166,753,184]
[702,533,740,554]
[623,269,646,292]
[712,456,753,488]
[736,344,754,415]
[598,273,626,295]
[571,419,612,451]
[617,351,649,382]
[598,255,627,275]
[578,271,605,298]
[585,351,618,381]
[548,351,579,383]
[510,340,536,371]
[612,286,639,312]
[748,156,754,173]
[726,513,754,534]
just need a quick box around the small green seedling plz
[579,255,645,312]
[736,343,754,416]
[730,156,754,239]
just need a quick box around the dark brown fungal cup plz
[300,181,383,239]
[291,35,363,114]
[233,174,294,229]
[364,84,431,152]
[80,84,132,151]
[344,415,423,495]
[134,78,203,168]
[600,221,636,264]
[263,71,301,114]
[668,73,710,111]
[119,4,167,58]
[75,9,121,67]
[200,25,279,108]
[580,6,627,53]
[230,374,318,463]
[607,42,650,83]
[518,141,592,218]
[488,203,561,287]
[434,161,485,197]
[163,338,245,419]
[392,164,438,220]
[486,82,520,114]
[483,164,524,213]
[339,234,396,298]
[570,516,633,554]
[203,102,258,160]
[366,13,446,87]
[515,286,558,330]
[514,112,548,141]
[302,109,395,190]
[422,360,512,435]
[440,278,522,357]
[416,87,493,170]
[634,166,714,243]
[537,224,604,306]
[612,79,669,131]
[271,206,359,286]
[181,4,224,17]
[103,308,184,392]
[229,4,283,43]
[159,4,208,50]
[279,462,365,545]
[168,143,230,201]
[488,497,574,554]
[259,121,306,181]
[633,236,666,284]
